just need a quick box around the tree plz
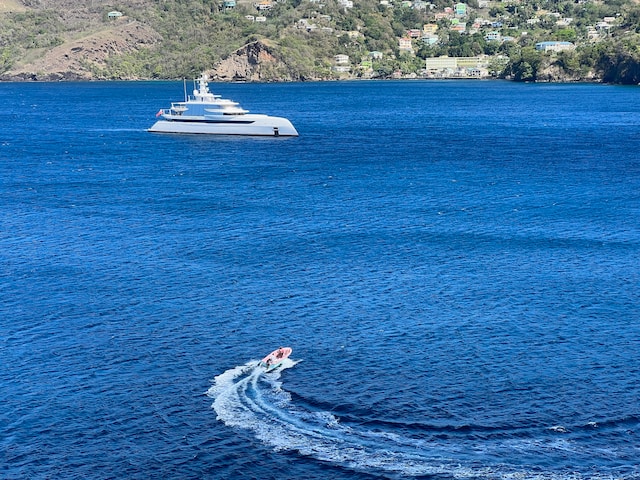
[555,28,576,42]
[0,47,14,73]
[506,46,544,81]
[554,50,580,75]
[597,46,640,84]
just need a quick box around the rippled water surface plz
[1,80,639,479]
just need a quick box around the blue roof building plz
[535,41,575,52]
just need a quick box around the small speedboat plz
[259,347,292,372]
[148,74,298,136]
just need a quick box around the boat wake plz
[207,363,637,479]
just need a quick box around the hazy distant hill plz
[1,0,639,82]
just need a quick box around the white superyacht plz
[148,74,298,136]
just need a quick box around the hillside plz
[1,0,640,82]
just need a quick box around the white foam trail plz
[207,361,255,398]
[207,363,623,479]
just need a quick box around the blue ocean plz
[1,79,639,480]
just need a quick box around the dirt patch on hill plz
[0,0,26,12]
[3,19,161,80]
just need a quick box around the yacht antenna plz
[183,78,187,102]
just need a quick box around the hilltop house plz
[254,0,273,10]
[423,23,438,34]
[535,41,575,52]
[398,38,414,54]
[421,34,438,45]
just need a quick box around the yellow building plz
[423,23,438,34]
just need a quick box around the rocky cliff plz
[207,41,303,82]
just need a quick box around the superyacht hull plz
[148,114,298,137]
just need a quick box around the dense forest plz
[1,0,640,83]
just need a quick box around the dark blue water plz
[1,79,639,479]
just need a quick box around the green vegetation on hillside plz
[1,0,640,83]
